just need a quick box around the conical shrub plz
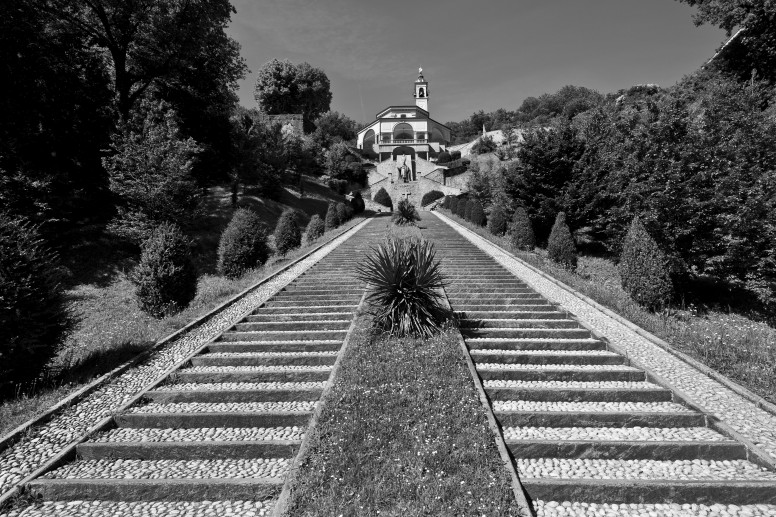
[336,202,352,224]
[350,192,365,214]
[469,200,486,226]
[217,208,270,279]
[131,222,197,318]
[274,210,302,256]
[464,199,474,221]
[448,197,458,214]
[356,237,448,337]
[373,187,393,210]
[619,216,673,310]
[392,198,421,226]
[510,206,536,251]
[305,214,325,244]
[547,212,577,269]
[0,213,73,392]
[456,198,467,218]
[487,205,508,236]
[325,202,339,230]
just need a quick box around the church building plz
[357,69,463,208]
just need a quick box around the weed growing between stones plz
[284,325,522,515]
[356,237,447,338]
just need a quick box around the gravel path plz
[503,426,731,442]
[534,500,776,516]
[493,401,692,412]
[0,218,371,499]
[92,427,304,443]
[2,500,274,517]
[435,211,776,462]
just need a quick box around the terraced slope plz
[8,220,379,517]
[420,215,776,516]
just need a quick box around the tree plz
[619,217,673,310]
[0,213,73,393]
[305,214,325,244]
[253,59,332,132]
[325,202,339,230]
[471,134,498,154]
[274,210,302,255]
[448,197,458,214]
[470,200,486,226]
[312,111,358,149]
[510,206,536,251]
[350,191,366,214]
[487,205,508,236]
[217,208,269,279]
[131,222,198,317]
[547,212,577,269]
[103,98,203,243]
[373,188,393,210]
[39,0,246,122]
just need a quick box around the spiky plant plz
[392,198,421,226]
[356,238,448,338]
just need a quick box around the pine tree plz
[487,205,508,235]
[469,200,486,226]
[274,210,302,255]
[547,212,577,269]
[619,216,673,310]
[510,206,536,251]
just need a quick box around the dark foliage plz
[0,213,73,393]
[217,208,269,279]
[487,205,508,235]
[437,151,452,164]
[420,190,445,206]
[546,212,577,269]
[350,191,365,214]
[510,206,536,251]
[373,187,393,210]
[131,222,198,318]
[471,134,498,155]
[619,217,673,310]
[305,214,325,244]
[469,200,486,226]
[274,210,302,256]
[392,199,421,227]
[325,202,339,230]
[356,238,448,337]
[336,202,353,224]
[464,199,474,222]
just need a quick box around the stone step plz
[452,301,556,309]
[253,305,358,315]
[467,338,607,351]
[218,330,347,341]
[478,364,645,382]
[456,310,565,320]
[506,439,747,461]
[486,383,671,402]
[461,319,582,329]
[462,328,592,339]
[147,382,324,403]
[233,320,351,332]
[28,458,287,500]
[115,410,312,429]
[503,426,732,443]
[244,313,352,322]
[176,365,332,383]
[279,288,363,295]
[0,500,277,516]
[207,341,342,353]
[264,299,358,308]
[495,410,704,429]
[471,350,626,366]
[77,439,300,460]
[191,352,337,367]
[522,479,776,505]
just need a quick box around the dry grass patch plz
[285,324,521,515]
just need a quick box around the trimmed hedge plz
[0,213,73,391]
[510,206,536,251]
[469,200,486,226]
[131,222,197,318]
[448,197,459,214]
[619,216,673,310]
[420,190,444,206]
[325,202,339,230]
[487,205,507,235]
[350,191,365,214]
[546,212,577,269]
[437,151,452,164]
[373,187,393,210]
[217,208,270,279]
[274,210,302,255]
[464,199,474,221]
[336,202,353,224]
[305,214,325,244]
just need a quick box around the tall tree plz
[253,59,332,132]
[38,0,246,121]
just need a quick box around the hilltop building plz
[358,69,463,208]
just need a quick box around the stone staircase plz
[420,216,776,513]
[17,220,380,516]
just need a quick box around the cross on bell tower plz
[414,67,429,112]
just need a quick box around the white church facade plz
[357,69,464,208]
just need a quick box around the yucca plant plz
[392,198,421,226]
[356,238,448,338]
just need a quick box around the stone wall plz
[363,156,463,209]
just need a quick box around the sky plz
[226,0,726,125]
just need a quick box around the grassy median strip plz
[284,321,521,516]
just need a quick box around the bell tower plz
[414,67,429,112]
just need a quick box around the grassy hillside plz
[0,177,358,436]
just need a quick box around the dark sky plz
[226,0,725,125]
